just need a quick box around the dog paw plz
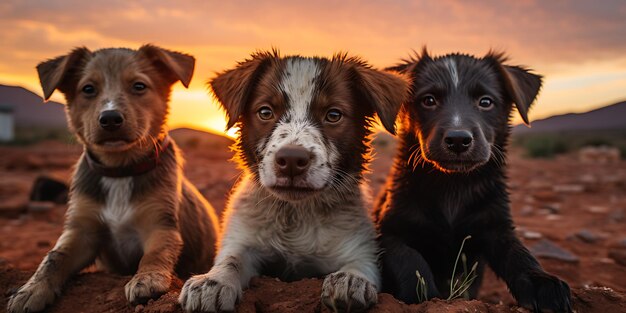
[512,271,572,313]
[7,279,58,313]
[125,271,172,305]
[321,271,378,313]
[178,273,241,313]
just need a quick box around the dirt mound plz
[1,265,624,313]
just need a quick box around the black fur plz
[375,50,572,313]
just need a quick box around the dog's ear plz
[37,47,91,100]
[210,51,274,129]
[352,63,412,134]
[138,44,195,88]
[500,65,543,126]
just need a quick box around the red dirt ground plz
[0,134,625,312]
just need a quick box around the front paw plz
[178,273,241,313]
[125,271,172,305]
[322,271,378,313]
[7,279,58,313]
[512,271,572,313]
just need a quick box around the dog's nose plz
[275,145,312,178]
[444,130,473,154]
[99,110,124,131]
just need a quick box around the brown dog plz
[7,45,219,313]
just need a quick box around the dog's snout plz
[444,130,473,154]
[99,110,124,131]
[275,145,312,178]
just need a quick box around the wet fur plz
[7,45,219,313]
[375,49,572,312]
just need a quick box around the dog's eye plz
[478,97,494,110]
[133,82,147,92]
[258,106,274,120]
[422,95,437,108]
[325,109,342,123]
[82,84,96,96]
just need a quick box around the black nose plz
[275,145,312,178]
[444,130,473,154]
[99,110,124,131]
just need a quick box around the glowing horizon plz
[1,1,625,135]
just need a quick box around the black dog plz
[374,49,572,312]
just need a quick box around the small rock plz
[575,230,599,243]
[27,201,55,213]
[608,249,626,267]
[134,304,144,313]
[578,174,597,184]
[36,240,51,248]
[546,214,562,221]
[532,190,560,202]
[520,205,534,216]
[553,184,585,193]
[543,203,561,214]
[588,206,609,214]
[523,231,543,239]
[530,239,579,263]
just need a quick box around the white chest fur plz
[100,177,134,229]
[99,177,142,267]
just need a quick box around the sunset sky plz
[1,0,625,135]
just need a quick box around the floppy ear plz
[138,44,195,88]
[36,47,91,100]
[500,65,542,126]
[353,65,412,134]
[209,52,274,129]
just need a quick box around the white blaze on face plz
[444,58,459,88]
[101,100,117,112]
[452,114,462,127]
[257,58,339,191]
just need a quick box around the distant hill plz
[514,101,626,134]
[170,127,234,150]
[0,84,67,128]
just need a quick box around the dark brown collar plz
[85,136,172,178]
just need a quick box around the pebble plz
[553,184,585,193]
[543,203,561,214]
[575,230,599,243]
[134,304,144,313]
[523,231,543,239]
[36,240,51,248]
[27,201,54,213]
[532,191,560,202]
[588,206,609,214]
[546,214,562,221]
[530,239,579,263]
[608,249,626,267]
[520,205,534,216]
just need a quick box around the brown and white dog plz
[7,45,220,313]
[178,51,410,312]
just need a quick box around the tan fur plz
[7,45,219,313]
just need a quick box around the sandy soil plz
[0,134,625,312]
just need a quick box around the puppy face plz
[392,51,542,173]
[37,45,194,154]
[212,52,409,201]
